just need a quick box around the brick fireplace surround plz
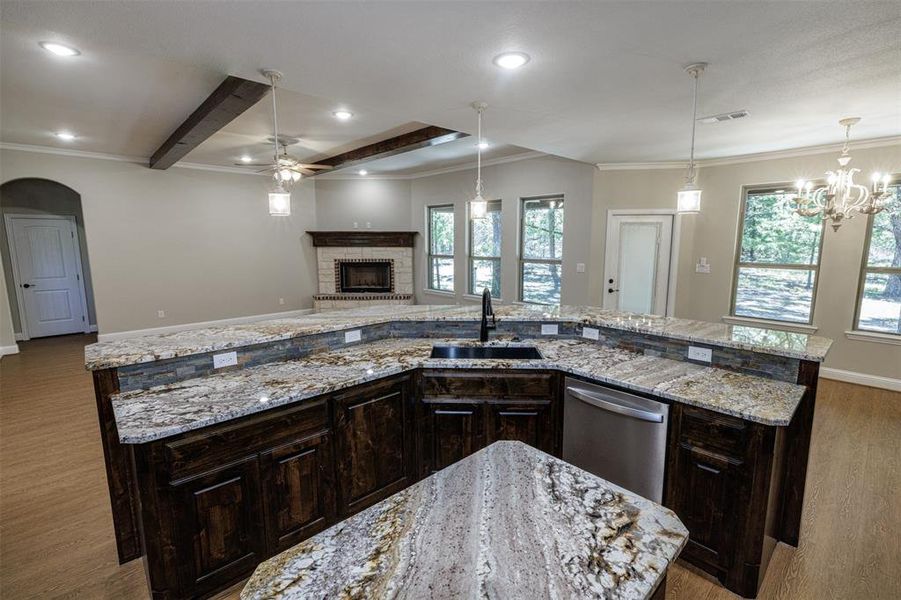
[308,231,416,310]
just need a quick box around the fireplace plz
[337,260,393,293]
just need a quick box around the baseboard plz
[95,309,315,342]
[0,344,20,357]
[819,367,901,392]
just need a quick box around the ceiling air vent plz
[698,109,750,124]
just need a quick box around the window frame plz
[518,195,565,305]
[852,179,900,335]
[729,184,827,326]
[426,203,455,293]
[468,199,502,297]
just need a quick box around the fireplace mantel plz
[307,231,417,248]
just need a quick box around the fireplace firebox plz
[337,260,393,293]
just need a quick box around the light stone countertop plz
[112,337,807,444]
[85,304,833,370]
[240,441,688,600]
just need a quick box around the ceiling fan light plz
[269,189,291,216]
[291,171,302,182]
[677,184,702,214]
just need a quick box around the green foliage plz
[739,192,822,265]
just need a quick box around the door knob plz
[22,283,34,289]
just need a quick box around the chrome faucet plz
[480,288,496,342]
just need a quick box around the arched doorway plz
[0,178,97,339]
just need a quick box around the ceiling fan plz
[234,69,332,187]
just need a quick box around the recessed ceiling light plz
[358,169,368,176]
[333,110,353,120]
[39,41,81,57]
[477,141,490,150]
[55,131,76,141]
[240,155,253,163]
[493,52,530,69]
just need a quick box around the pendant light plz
[677,63,706,214]
[264,69,292,216]
[470,102,489,219]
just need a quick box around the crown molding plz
[0,142,266,176]
[596,135,901,171]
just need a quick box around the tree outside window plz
[855,184,901,334]
[731,189,824,324]
[427,205,455,292]
[469,200,502,297]
[520,196,564,305]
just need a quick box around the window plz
[854,183,901,334]
[427,204,455,292]
[520,196,564,304]
[730,188,825,324]
[469,200,502,296]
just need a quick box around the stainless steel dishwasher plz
[562,377,669,503]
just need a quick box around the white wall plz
[410,155,596,305]
[0,148,318,336]
[594,143,901,379]
[315,178,411,230]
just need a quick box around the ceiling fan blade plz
[234,162,275,167]
[296,164,333,170]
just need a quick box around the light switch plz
[213,351,238,369]
[576,263,586,273]
[696,257,711,274]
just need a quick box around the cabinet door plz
[334,377,414,517]
[427,402,484,472]
[668,442,741,572]
[260,431,336,552]
[171,456,265,597]
[487,401,554,454]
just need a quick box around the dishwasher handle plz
[566,386,665,423]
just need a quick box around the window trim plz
[467,199,502,296]
[426,203,455,293]
[729,184,826,326]
[852,178,900,335]
[518,195,565,305]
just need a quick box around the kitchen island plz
[85,304,831,599]
[241,441,688,600]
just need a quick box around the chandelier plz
[792,117,893,231]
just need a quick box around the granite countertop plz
[112,337,807,444]
[241,441,688,600]
[85,304,832,370]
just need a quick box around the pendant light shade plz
[268,184,291,216]
[677,63,706,214]
[470,102,489,220]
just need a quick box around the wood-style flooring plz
[1,334,898,599]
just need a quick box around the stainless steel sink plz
[429,345,543,360]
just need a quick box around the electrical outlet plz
[279,298,285,305]
[212,351,238,369]
[687,346,713,363]
[576,263,586,273]
[345,329,362,343]
[696,257,711,274]
[157,310,165,318]
[582,327,599,340]
[541,323,559,336]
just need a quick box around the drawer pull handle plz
[695,462,721,475]
[498,411,539,417]
[434,410,474,416]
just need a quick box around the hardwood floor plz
[1,334,898,599]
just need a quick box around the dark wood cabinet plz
[425,402,484,472]
[665,403,780,598]
[333,375,415,517]
[170,456,266,598]
[486,401,555,454]
[260,431,336,552]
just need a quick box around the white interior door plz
[603,213,673,315]
[7,215,87,338]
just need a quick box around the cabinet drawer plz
[678,405,748,459]
[421,370,556,400]
[164,399,329,479]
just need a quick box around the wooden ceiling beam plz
[149,76,270,170]
[311,126,468,173]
